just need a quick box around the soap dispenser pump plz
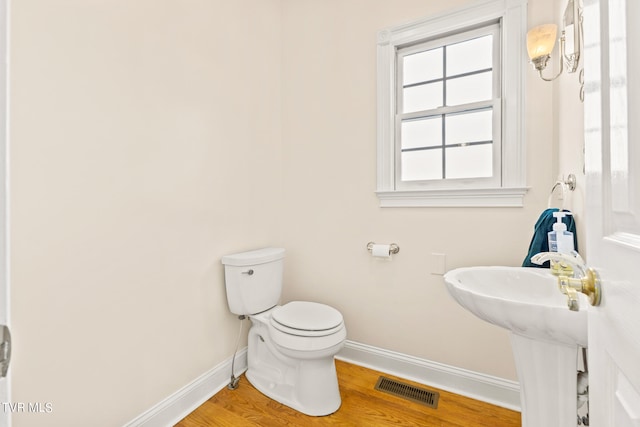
[548,211,575,254]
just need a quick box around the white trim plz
[125,341,520,426]
[376,187,528,207]
[336,340,521,411]
[123,349,248,427]
[376,0,528,207]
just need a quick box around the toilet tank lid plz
[221,247,285,266]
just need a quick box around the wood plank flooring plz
[176,360,521,426]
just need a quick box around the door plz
[0,0,7,425]
[583,0,640,425]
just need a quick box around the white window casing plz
[376,0,528,207]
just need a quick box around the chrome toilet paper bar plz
[366,242,400,254]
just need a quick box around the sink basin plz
[443,266,588,427]
[443,266,587,346]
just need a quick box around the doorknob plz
[558,268,602,311]
[0,325,10,378]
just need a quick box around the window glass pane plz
[401,149,442,181]
[445,109,493,145]
[446,71,492,106]
[401,117,442,149]
[402,82,443,113]
[445,144,493,179]
[446,35,493,76]
[403,47,443,85]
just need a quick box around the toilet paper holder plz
[366,242,400,255]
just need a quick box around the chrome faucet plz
[531,251,600,311]
[530,251,587,277]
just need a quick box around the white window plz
[376,0,528,207]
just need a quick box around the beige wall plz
[9,1,282,426]
[279,0,556,381]
[554,2,587,255]
[8,0,576,425]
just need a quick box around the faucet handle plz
[558,268,602,310]
[558,277,580,311]
[531,251,587,277]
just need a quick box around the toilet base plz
[246,358,342,416]
[246,316,343,416]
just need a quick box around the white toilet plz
[221,247,347,416]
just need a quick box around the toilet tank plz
[221,248,285,315]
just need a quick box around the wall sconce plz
[526,0,583,97]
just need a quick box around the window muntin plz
[395,25,501,188]
[375,0,528,207]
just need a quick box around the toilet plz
[221,247,347,416]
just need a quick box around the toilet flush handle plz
[242,269,254,276]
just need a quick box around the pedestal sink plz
[443,266,587,427]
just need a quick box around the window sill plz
[376,187,529,208]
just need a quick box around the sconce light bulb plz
[526,24,558,66]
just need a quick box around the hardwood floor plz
[176,360,521,426]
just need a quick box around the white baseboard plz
[125,340,520,427]
[336,340,521,412]
[123,348,248,427]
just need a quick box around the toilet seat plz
[271,301,344,337]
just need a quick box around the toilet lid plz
[271,301,343,331]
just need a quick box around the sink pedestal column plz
[510,333,579,427]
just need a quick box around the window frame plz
[376,0,528,207]
[395,24,501,190]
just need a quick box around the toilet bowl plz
[246,302,346,415]
[221,248,347,416]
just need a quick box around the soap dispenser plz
[548,211,575,275]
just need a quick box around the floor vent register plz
[374,376,439,409]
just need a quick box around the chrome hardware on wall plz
[366,242,400,254]
[548,173,577,209]
[558,268,601,311]
[563,173,577,191]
